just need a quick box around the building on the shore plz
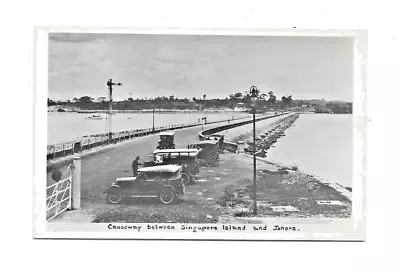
[233,102,246,112]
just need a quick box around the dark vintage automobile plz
[143,149,200,185]
[157,131,175,149]
[187,140,220,167]
[203,134,225,153]
[103,165,185,205]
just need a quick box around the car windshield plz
[198,144,214,149]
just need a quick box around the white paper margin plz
[33,27,367,240]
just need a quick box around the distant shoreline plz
[47,108,249,114]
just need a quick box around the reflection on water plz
[267,114,353,188]
[47,112,249,145]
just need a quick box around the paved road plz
[47,113,289,206]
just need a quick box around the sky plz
[48,33,354,102]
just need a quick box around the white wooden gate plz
[46,164,73,221]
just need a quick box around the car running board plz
[130,195,159,198]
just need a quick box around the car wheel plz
[159,187,176,204]
[106,188,122,204]
[205,158,216,167]
[188,173,196,184]
[182,173,191,185]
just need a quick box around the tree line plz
[48,91,352,113]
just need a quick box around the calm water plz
[47,111,249,145]
[267,114,353,188]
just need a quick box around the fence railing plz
[47,116,251,161]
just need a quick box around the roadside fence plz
[47,116,251,161]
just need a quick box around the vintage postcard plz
[33,28,367,240]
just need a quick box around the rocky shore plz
[244,114,300,158]
[220,113,299,159]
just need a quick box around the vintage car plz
[103,165,185,205]
[187,140,220,167]
[143,149,200,185]
[157,131,175,149]
[203,134,225,153]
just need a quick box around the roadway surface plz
[47,113,290,206]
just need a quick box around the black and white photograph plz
[33,28,367,240]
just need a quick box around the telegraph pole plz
[250,85,259,215]
[106,79,123,140]
[152,106,156,132]
[203,94,207,126]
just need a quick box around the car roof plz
[153,148,199,155]
[116,177,136,181]
[159,131,174,136]
[192,140,219,145]
[138,165,182,173]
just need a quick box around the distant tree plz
[67,100,71,104]
[281,96,288,108]
[78,96,94,103]
[287,95,293,106]
[128,97,134,103]
[169,95,175,101]
[203,94,206,100]
[267,91,276,105]
[250,87,260,98]
[80,96,90,103]
[97,96,107,103]
[72,97,78,103]
[234,92,243,99]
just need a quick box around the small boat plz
[86,114,103,120]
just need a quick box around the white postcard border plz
[33,27,367,240]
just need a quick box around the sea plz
[47,111,249,145]
[267,113,353,188]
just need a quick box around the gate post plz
[71,155,82,209]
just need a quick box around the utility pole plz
[106,79,123,140]
[250,85,259,215]
[203,94,207,126]
[152,106,156,132]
